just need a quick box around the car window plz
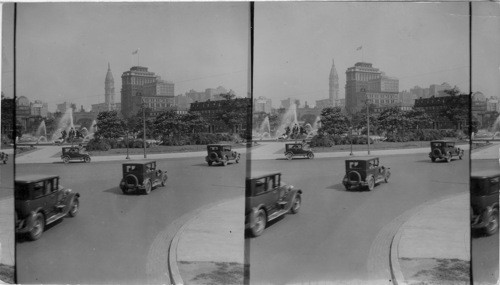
[348,161,360,169]
[432,143,442,147]
[33,181,44,199]
[489,177,500,194]
[125,165,136,172]
[446,143,455,147]
[209,146,218,151]
[373,159,379,166]
[268,176,275,190]
[254,178,266,195]
[53,178,59,190]
[150,162,156,170]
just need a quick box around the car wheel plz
[384,170,391,183]
[446,153,452,163]
[62,156,70,164]
[68,197,79,217]
[235,155,240,163]
[285,152,293,160]
[161,173,168,186]
[290,195,301,214]
[144,179,152,195]
[251,209,267,237]
[367,177,375,191]
[222,157,228,166]
[485,208,499,236]
[28,213,45,241]
[307,152,314,159]
[84,156,91,163]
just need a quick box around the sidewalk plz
[390,193,470,285]
[471,141,500,160]
[169,198,245,285]
[0,197,14,284]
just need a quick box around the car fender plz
[282,189,302,212]
[248,206,266,228]
[366,174,375,182]
[61,191,80,215]
[481,206,496,222]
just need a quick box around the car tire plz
[68,197,79,217]
[84,156,91,163]
[485,208,499,236]
[251,209,267,237]
[384,170,391,183]
[28,213,45,241]
[285,152,293,160]
[367,176,375,191]
[222,157,228,166]
[235,155,240,163]
[161,173,168,186]
[62,156,70,164]
[144,179,152,195]
[446,153,452,163]
[290,195,301,214]
[307,152,314,159]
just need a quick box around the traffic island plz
[169,198,245,285]
[390,193,470,285]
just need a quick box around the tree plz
[353,104,379,135]
[180,112,208,134]
[406,108,432,129]
[94,111,125,139]
[318,107,349,136]
[213,94,251,133]
[152,111,182,142]
[440,88,469,130]
[377,107,412,138]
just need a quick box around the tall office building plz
[105,63,115,109]
[329,59,339,107]
[345,62,381,113]
[120,66,157,117]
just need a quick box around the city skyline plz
[254,2,477,108]
[1,3,250,112]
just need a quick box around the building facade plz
[429,82,452,97]
[30,100,49,118]
[329,59,340,107]
[254,96,272,114]
[345,62,382,113]
[190,97,251,133]
[121,66,158,117]
[414,94,469,129]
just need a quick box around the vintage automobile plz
[61,146,91,163]
[205,144,240,166]
[119,160,168,194]
[284,143,314,160]
[342,157,390,191]
[429,140,464,162]
[245,172,302,237]
[0,152,8,164]
[15,174,80,241]
[471,170,499,236]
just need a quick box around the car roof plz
[248,171,282,180]
[471,170,500,179]
[16,174,59,183]
[122,160,156,165]
[346,156,379,161]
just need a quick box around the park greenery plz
[87,94,249,151]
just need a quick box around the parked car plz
[245,172,302,237]
[61,146,91,163]
[205,144,240,166]
[0,152,8,164]
[342,157,390,191]
[471,170,499,236]
[15,174,80,240]
[119,160,168,194]
[429,140,464,162]
[284,143,314,160]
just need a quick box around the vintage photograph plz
[470,2,500,285]
[5,2,250,284]
[247,2,471,284]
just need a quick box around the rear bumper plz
[120,180,144,190]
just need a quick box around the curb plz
[167,198,240,285]
[388,193,469,285]
[390,227,407,285]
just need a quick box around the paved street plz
[15,156,245,284]
[471,159,500,285]
[247,152,469,284]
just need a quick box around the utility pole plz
[366,99,371,155]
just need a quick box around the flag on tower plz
[132,49,139,55]
[356,46,363,51]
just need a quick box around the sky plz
[1,2,499,110]
[254,2,478,108]
[1,3,250,111]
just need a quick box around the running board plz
[46,212,67,225]
[268,209,288,221]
